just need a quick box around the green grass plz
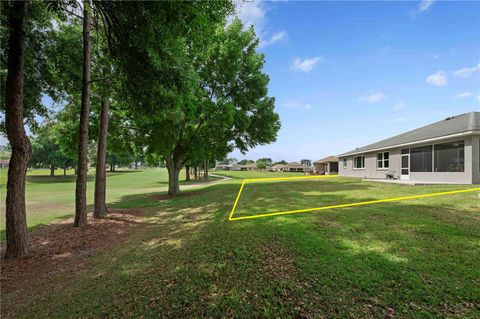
[0,168,215,238]
[212,169,304,179]
[2,171,480,318]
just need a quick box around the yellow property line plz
[228,175,338,220]
[228,177,480,221]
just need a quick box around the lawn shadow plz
[3,180,479,318]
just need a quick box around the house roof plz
[339,112,480,157]
[285,162,304,168]
[313,156,338,164]
[241,163,257,168]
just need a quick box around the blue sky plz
[229,0,480,162]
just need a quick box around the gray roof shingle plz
[338,112,480,157]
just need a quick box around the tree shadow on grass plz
[2,181,479,318]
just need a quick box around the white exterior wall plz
[339,149,402,179]
[339,135,477,184]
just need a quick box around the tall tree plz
[3,0,30,258]
[93,95,108,217]
[74,1,92,227]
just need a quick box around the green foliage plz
[238,159,255,165]
[256,161,267,170]
[257,158,272,165]
[30,123,75,171]
[300,159,311,166]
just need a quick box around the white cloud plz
[283,101,313,110]
[358,92,386,103]
[292,57,323,73]
[454,91,474,99]
[418,0,435,12]
[260,31,287,48]
[235,0,265,31]
[453,63,480,78]
[234,1,286,48]
[426,71,447,87]
[393,101,406,111]
[395,117,406,123]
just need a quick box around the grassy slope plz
[4,171,479,318]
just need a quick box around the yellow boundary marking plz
[228,175,480,221]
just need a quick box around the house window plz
[353,156,365,169]
[410,145,433,172]
[434,140,464,172]
[377,152,389,169]
[343,158,347,168]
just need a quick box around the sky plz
[2,1,479,162]
[228,0,480,162]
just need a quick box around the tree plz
[3,0,30,258]
[274,160,287,165]
[256,161,267,170]
[301,159,312,166]
[238,159,254,165]
[30,123,75,176]
[257,158,272,165]
[74,1,92,227]
[108,2,235,195]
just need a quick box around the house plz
[215,163,241,171]
[313,156,339,175]
[338,112,480,184]
[0,159,9,169]
[240,163,258,171]
[271,162,309,172]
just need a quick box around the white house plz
[338,112,480,184]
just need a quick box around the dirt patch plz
[150,192,200,201]
[0,208,145,296]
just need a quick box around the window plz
[343,158,347,168]
[410,145,433,172]
[434,140,464,172]
[353,156,365,169]
[377,152,389,169]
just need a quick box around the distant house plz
[215,163,241,171]
[0,159,9,169]
[338,112,480,184]
[271,162,309,172]
[240,163,258,171]
[313,156,338,175]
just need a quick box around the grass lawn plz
[1,171,479,318]
[0,168,218,239]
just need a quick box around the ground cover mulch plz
[1,209,145,296]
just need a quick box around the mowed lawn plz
[1,170,480,318]
[0,168,220,239]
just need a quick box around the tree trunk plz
[50,165,55,176]
[134,161,138,170]
[63,167,67,176]
[204,159,209,179]
[93,97,109,219]
[74,2,92,228]
[166,157,180,196]
[4,0,30,259]
[185,165,190,181]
